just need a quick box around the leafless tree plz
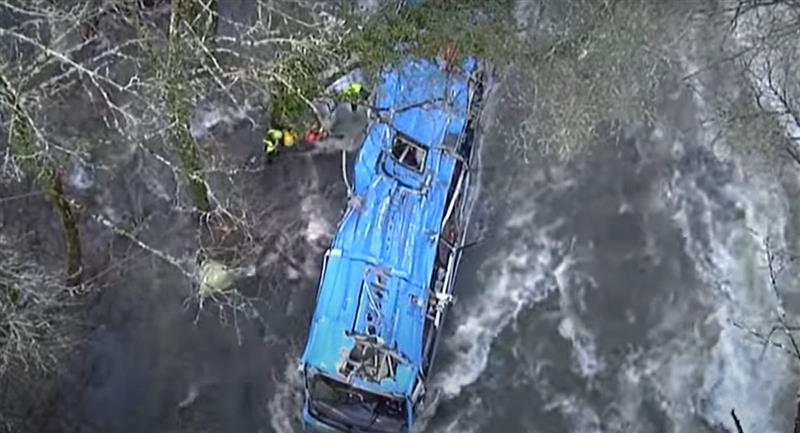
[0,1,355,430]
[0,0,348,312]
[704,11,800,430]
[682,0,800,170]
[506,0,687,160]
[728,234,800,433]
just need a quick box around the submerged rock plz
[198,260,257,295]
[199,260,235,294]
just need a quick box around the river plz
[30,1,800,432]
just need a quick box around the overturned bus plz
[299,56,487,433]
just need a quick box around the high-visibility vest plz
[282,130,297,147]
[267,128,283,141]
[344,83,363,99]
[263,137,279,154]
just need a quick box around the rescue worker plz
[304,127,324,145]
[282,129,298,148]
[263,126,299,163]
[305,97,336,145]
[342,82,368,111]
[263,128,283,156]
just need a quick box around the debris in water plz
[199,260,235,294]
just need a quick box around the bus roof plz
[301,56,479,398]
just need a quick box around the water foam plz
[545,394,603,433]
[658,137,795,432]
[557,315,606,379]
[267,354,304,433]
[435,395,484,433]
[690,186,792,432]
[300,193,333,248]
[189,102,255,140]
[433,217,567,398]
[299,158,335,279]
[650,18,800,430]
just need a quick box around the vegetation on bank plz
[270,0,513,131]
[345,0,513,71]
[0,76,78,390]
[523,2,677,158]
[0,75,83,287]
[270,0,673,160]
[164,0,216,212]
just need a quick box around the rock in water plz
[199,260,235,294]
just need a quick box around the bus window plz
[391,134,426,172]
[307,373,408,433]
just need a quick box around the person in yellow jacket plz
[263,127,298,157]
[282,129,297,148]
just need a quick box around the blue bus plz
[299,56,487,433]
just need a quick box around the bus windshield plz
[307,373,408,433]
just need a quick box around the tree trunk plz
[45,172,82,286]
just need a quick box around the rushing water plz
[261,61,800,433]
[33,1,800,433]
[412,68,800,433]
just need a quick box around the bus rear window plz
[308,374,407,432]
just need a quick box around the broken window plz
[391,134,426,172]
[339,335,403,382]
[307,373,408,432]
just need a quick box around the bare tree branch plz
[731,409,745,433]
